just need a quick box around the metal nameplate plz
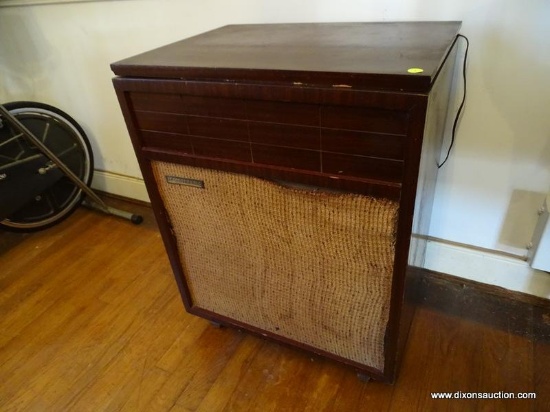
[165,175,205,188]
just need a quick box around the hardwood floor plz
[0,200,548,411]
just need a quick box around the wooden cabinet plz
[111,22,461,383]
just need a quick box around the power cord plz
[438,34,470,168]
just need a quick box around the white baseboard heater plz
[529,193,550,272]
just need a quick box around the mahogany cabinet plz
[111,22,461,383]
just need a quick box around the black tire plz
[0,101,94,232]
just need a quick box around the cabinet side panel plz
[151,161,399,372]
[409,45,459,268]
[112,82,195,311]
[382,46,459,379]
[388,44,459,380]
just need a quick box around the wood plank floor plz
[0,201,549,411]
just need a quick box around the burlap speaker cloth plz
[152,161,399,371]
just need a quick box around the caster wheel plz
[131,214,143,225]
[357,372,371,383]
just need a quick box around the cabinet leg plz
[210,321,223,328]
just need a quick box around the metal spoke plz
[0,133,24,148]
[14,149,26,160]
[56,143,78,159]
[0,154,18,162]
[0,154,42,172]
[41,120,52,143]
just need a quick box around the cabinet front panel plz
[130,92,248,119]
[320,105,409,135]
[151,161,399,371]
[130,92,409,184]
[141,130,193,153]
[322,152,403,182]
[321,129,405,160]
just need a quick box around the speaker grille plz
[152,162,399,371]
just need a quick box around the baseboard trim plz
[425,239,550,300]
[409,268,549,340]
[0,0,118,8]
[91,170,150,203]
[411,267,550,309]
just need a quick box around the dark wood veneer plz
[132,96,412,181]
[135,111,188,134]
[131,92,249,119]
[186,116,248,141]
[140,130,193,153]
[192,136,252,162]
[322,152,403,182]
[320,106,409,135]
[251,144,321,171]
[249,123,319,150]
[247,100,319,126]
[141,148,403,200]
[112,22,461,383]
[112,22,460,93]
[321,129,405,160]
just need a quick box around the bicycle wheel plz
[0,101,94,232]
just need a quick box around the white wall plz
[1,0,549,295]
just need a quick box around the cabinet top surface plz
[112,21,461,92]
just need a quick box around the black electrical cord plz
[438,34,469,168]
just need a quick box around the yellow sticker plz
[407,67,424,74]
